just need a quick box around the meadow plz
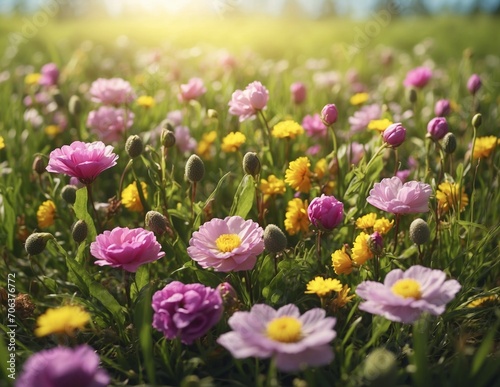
[0,13,499,387]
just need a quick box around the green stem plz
[86,183,101,232]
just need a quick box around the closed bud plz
[320,103,338,126]
[51,89,65,108]
[409,218,430,245]
[180,375,201,387]
[161,119,175,132]
[125,135,143,158]
[185,155,205,183]
[32,155,46,175]
[383,123,406,148]
[406,87,418,104]
[145,211,170,235]
[71,220,88,243]
[25,232,54,255]
[15,294,36,319]
[61,185,78,205]
[263,224,287,254]
[472,113,482,129]
[368,231,384,255]
[242,152,261,177]
[363,348,397,386]
[207,109,218,119]
[467,74,482,95]
[68,95,82,116]
[441,132,457,154]
[161,129,176,148]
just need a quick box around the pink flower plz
[467,74,482,95]
[167,110,183,126]
[302,114,327,138]
[87,106,134,143]
[91,227,165,272]
[347,142,365,165]
[383,123,406,147]
[178,77,207,102]
[174,126,197,153]
[321,104,338,126]
[24,108,43,127]
[356,265,461,323]
[403,66,432,88]
[187,216,264,272]
[434,99,451,116]
[46,141,118,185]
[427,117,448,140]
[290,82,307,104]
[228,81,269,122]
[307,194,344,231]
[39,63,59,86]
[366,176,432,214]
[349,104,381,133]
[89,77,135,105]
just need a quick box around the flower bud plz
[441,132,457,154]
[207,109,218,119]
[320,104,338,126]
[242,152,261,177]
[472,113,482,129]
[409,218,430,245]
[427,117,448,140]
[68,95,82,116]
[263,224,287,254]
[383,123,406,147]
[71,220,88,243]
[362,348,397,385]
[434,99,451,117]
[406,87,417,104]
[61,185,78,205]
[32,155,46,175]
[290,82,307,104]
[185,154,205,183]
[161,119,175,132]
[368,231,384,255]
[217,282,238,311]
[161,129,176,148]
[15,294,36,319]
[180,375,201,387]
[51,89,65,109]
[25,232,54,255]
[145,211,170,235]
[467,74,481,95]
[125,134,143,158]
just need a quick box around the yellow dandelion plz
[221,132,246,152]
[356,213,377,230]
[121,181,148,212]
[35,305,90,337]
[25,73,41,86]
[331,285,355,311]
[44,125,62,137]
[351,232,373,265]
[314,158,328,179]
[368,118,393,132]
[473,136,499,159]
[305,277,342,297]
[285,157,312,193]
[467,295,498,308]
[0,136,5,150]
[37,200,56,228]
[373,217,394,235]
[271,120,304,139]
[436,182,468,213]
[136,95,156,108]
[197,130,217,159]
[350,92,369,106]
[260,175,286,201]
[332,247,353,275]
[284,198,309,235]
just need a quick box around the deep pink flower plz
[356,265,461,323]
[46,141,118,184]
[383,123,406,147]
[427,117,448,140]
[403,66,432,88]
[187,216,264,272]
[89,77,135,105]
[290,82,307,104]
[152,281,223,345]
[321,104,338,126]
[39,63,59,86]
[349,104,382,133]
[366,176,432,214]
[87,106,134,143]
[228,81,269,122]
[302,114,327,138]
[307,194,344,231]
[434,99,451,116]
[91,227,165,272]
[217,303,336,372]
[178,77,207,102]
[467,74,482,95]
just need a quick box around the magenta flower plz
[217,303,336,372]
[302,113,327,138]
[427,117,448,140]
[87,106,134,143]
[46,141,118,185]
[349,104,382,133]
[383,123,406,147]
[187,216,264,272]
[290,82,307,104]
[403,66,432,88]
[320,103,338,126]
[39,63,59,86]
[467,74,482,95]
[152,281,223,345]
[16,345,110,387]
[434,99,451,116]
[89,77,135,105]
[356,265,461,323]
[228,81,269,122]
[91,227,165,272]
[178,77,207,102]
[307,194,344,231]
[367,176,432,214]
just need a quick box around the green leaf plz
[73,188,97,242]
[193,172,230,227]
[134,283,156,385]
[230,174,255,218]
[471,320,499,376]
[130,264,150,301]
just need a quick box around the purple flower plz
[434,99,451,116]
[16,345,109,387]
[427,117,448,140]
[217,303,336,372]
[403,66,432,88]
[178,77,207,102]
[320,104,338,126]
[383,123,406,147]
[356,265,461,323]
[467,74,482,95]
[91,227,165,272]
[187,216,264,272]
[174,125,197,153]
[367,176,432,214]
[290,82,307,104]
[228,81,269,122]
[87,106,134,143]
[39,63,59,86]
[89,77,135,105]
[302,114,327,138]
[46,141,118,185]
[307,194,344,231]
[349,104,382,133]
[152,281,223,345]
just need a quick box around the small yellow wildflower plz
[136,95,156,108]
[197,130,217,159]
[356,213,377,229]
[37,200,56,228]
[271,120,304,139]
[373,217,394,235]
[436,182,468,213]
[351,232,373,265]
[260,175,286,201]
[305,277,342,297]
[368,119,393,132]
[284,198,309,235]
[350,92,369,106]
[121,181,148,212]
[332,247,353,275]
[0,136,5,150]
[285,157,312,193]
[331,285,355,311]
[221,132,246,152]
[35,305,90,337]
[44,125,62,137]
[314,158,328,179]
[25,73,41,85]
[467,295,498,308]
[473,136,499,159]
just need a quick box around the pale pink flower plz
[349,104,381,133]
[39,63,59,86]
[302,114,327,138]
[87,106,134,143]
[174,126,197,153]
[290,82,307,104]
[89,77,135,105]
[228,81,269,122]
[178,77,207,102]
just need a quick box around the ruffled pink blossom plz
[178,77,207,102]
[89,77,135,105]
[349,104,381,133]
[302,114,327,138]
[403,66,432,88]
[86,106,134,143]
[228,81,269,122]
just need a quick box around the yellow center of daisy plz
[266,316,302,343]
[215,234,242,252]
[391,279,422,299]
